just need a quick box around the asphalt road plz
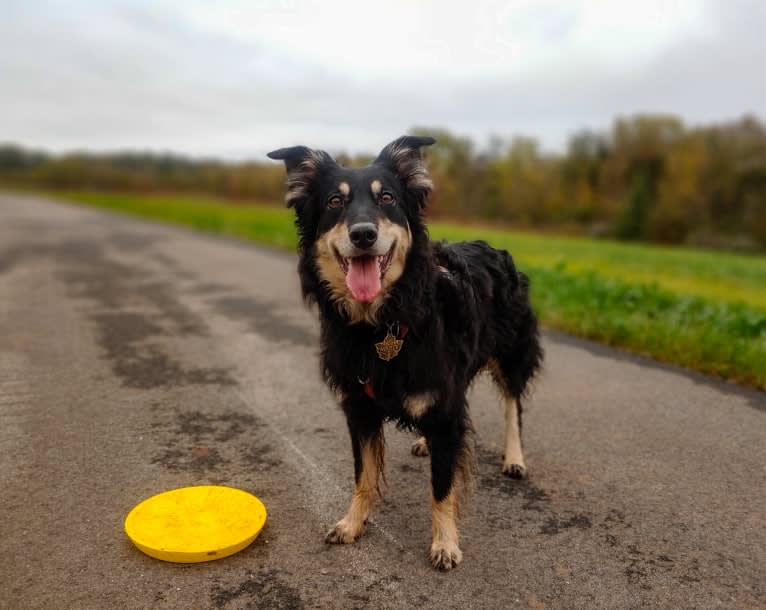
[1,194,764,610]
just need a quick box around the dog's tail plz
[495,250,543,398]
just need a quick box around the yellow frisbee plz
[124,485,267,563]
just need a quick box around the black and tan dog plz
[268,136,542,570]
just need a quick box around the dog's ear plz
[374,135,436,205]
[267,145,336,207]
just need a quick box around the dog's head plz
[268,135,435,321]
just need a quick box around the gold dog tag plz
[375,328,403,361]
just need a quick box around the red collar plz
[364,381,377,399]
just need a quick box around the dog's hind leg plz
[326,414,384,545]
[488,358,528,479]
[501,396,527,479]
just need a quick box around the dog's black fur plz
[269,136,542,570]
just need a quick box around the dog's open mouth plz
[335,243,395,303]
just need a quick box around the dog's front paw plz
[411,436,429,457]
[325,518,364,544]
[429,541,463,571]
[502,462,527,479]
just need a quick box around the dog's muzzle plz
[348,222,378,250]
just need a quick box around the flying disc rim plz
[124,485,267,563]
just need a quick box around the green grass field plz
[58,191,766,390]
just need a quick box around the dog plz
[268,136,542,570]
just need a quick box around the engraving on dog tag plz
[375,329,403,361]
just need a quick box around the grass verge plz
[54,191,766,390]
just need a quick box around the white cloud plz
[183,0,712,80]
[0,0,762,158]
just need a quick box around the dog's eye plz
[327,195,343,209]
[380,192,395,206]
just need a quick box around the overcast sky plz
[1,0,764,159]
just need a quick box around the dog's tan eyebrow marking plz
[338,181,350,196]
[370,179,382,195]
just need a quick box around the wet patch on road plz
[0,239,235,388]
[0,245,37,275]
[131,281,209,336]
[107,232,197,279]
[241,443,282,471]
[622,544,678,588]
[474,441,720,592]
[19,238,239,389]
[61,256,209,337]
[187,281,237,295]
[175,410,260,443]
[477,443,551,511]
[89,312,234,389]
[150,251,198,280]
[152,445,229,472]
[0,240,103,275]
[151,409,281,476]
[364,574,403,596]
[539,513,592,535]
[210,568,303,609]
[210,295,316,347]
[595,508,704,590]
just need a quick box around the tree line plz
[2,113,765,250]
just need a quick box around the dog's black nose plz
[349,222,378,249]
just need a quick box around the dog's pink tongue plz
[346,256,381,302]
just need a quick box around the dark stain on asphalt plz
[91,312,164,345]
[211,295,316,347]
[152,409,281,475]
[539,513,592,535]
[365,574,403,595]
[89,311,234,389]
[3,239,206,333]
[476,443,551,511]
[1,238,238,390]
[133,281,209,336]
[474,442,714,591]
[152,446,229,473]
[0,240,109,275]
[345,592,371,606]
[0,245,33,274]
[622,543,680,589]
[241,443,282,471]
[594,507,708,591]
[176,410,260,443]
[150,251,198,280]
[60,261,144,309]
[210,569,303,609]
[24,238,238,388]
[188,281,236,295]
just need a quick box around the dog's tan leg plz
[325,434,383,544]
[430,489,462,570]
[502,397,527,479]
[411,435,429,457]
